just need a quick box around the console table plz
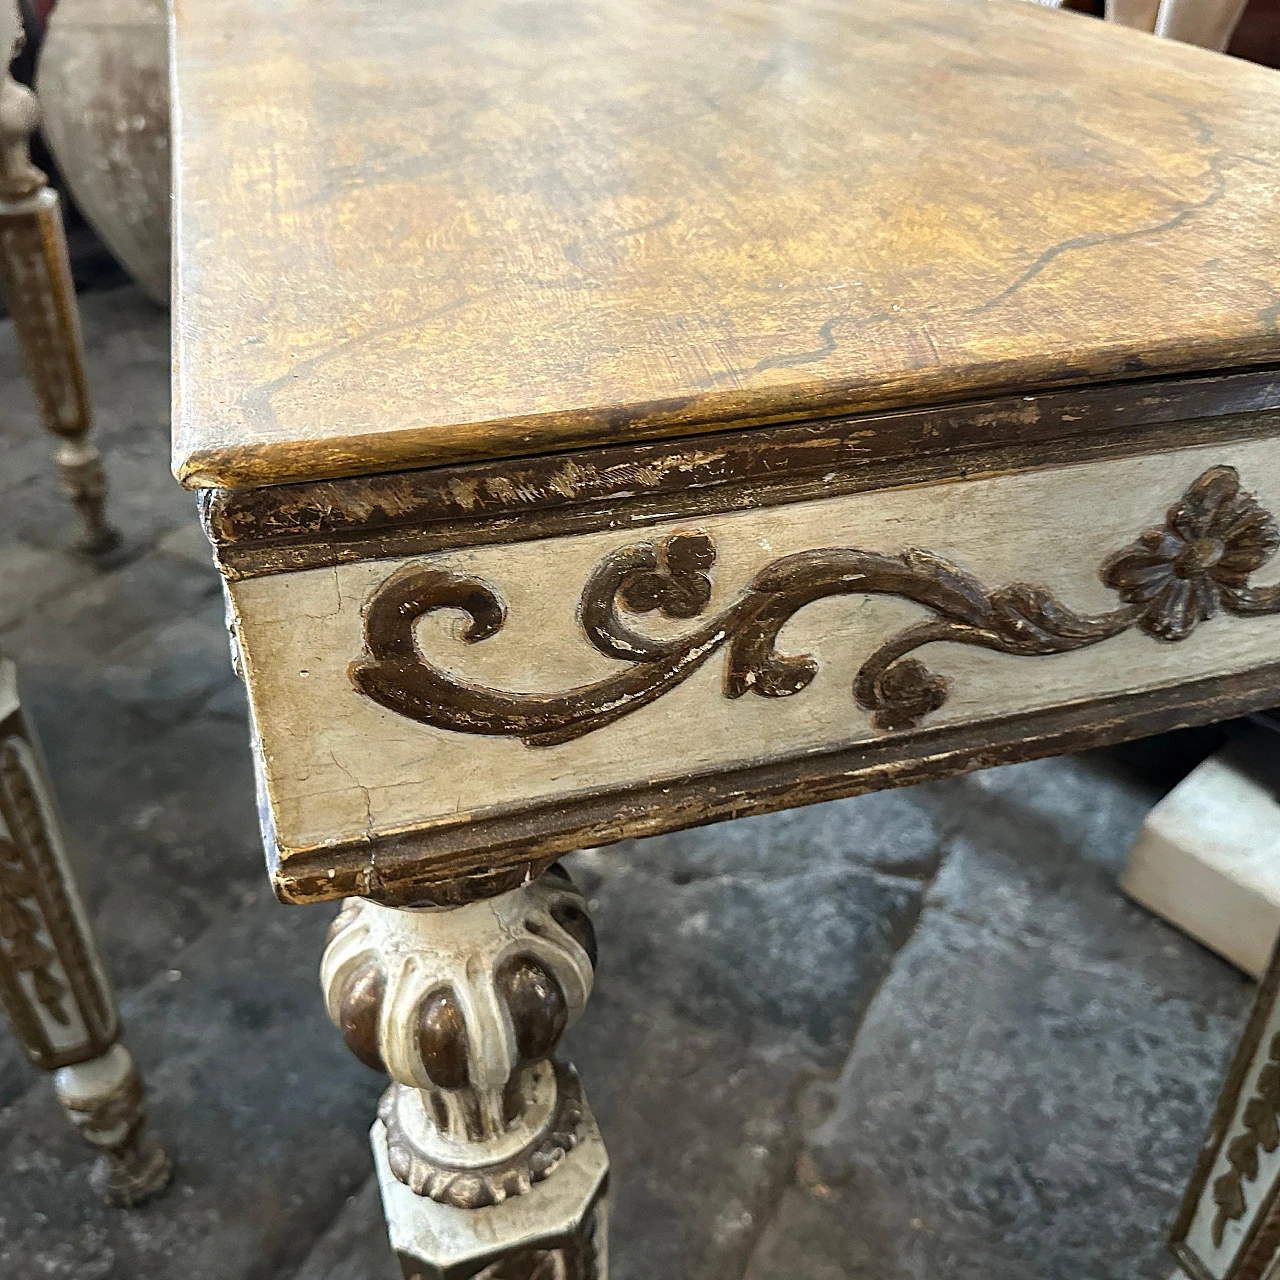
[169,0,1280,1274]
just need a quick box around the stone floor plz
[0,285,1260,1279]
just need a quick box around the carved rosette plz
[350,465,1280,744]
[1101,464,1280,639]
[321,866,598,1210]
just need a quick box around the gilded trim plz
[203,368,1280,580]
[0,714,118,1069]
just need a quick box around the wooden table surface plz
[170,0,1280,490]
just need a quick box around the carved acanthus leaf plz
[0,736,114,1051]
[0,836,68,1026]
[349,466,1280,745]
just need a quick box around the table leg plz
[0,53,118,554]
[1154,0,1250,49]
[321,865,609,1279]
[1105,0,1161,31]
[1171,935,1280,1279]
[0,656,169,1205]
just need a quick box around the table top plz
[170,0,1280,491]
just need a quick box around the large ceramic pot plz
[35,0,169,306]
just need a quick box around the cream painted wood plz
[372,1117,609,1278]
[0,0,118,554]
[225,436,1280,867]
[1155,0,1249,51]
[1107,0,1248,49]
[321,869,607,1277]
[1106,0,1160,32]
[0,661,112,1059]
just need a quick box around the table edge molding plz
[267,659,1280,907]
[201,367,1280,580]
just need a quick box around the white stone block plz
[1121,731,1280,979]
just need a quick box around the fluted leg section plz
[322,866,608,1280]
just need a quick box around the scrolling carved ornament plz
[0,734,115,1064]
[350,466,1280,746]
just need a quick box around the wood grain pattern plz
[222,438,1280,899]
[170,0,1280,490]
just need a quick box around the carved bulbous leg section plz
[0,656,169,1204]
[321,867,608,1280]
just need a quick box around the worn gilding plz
[171,0,1280,489]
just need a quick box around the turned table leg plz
[1105,0,1161,31]
[322,865,608,1279]
[0,655,169,1205]
[1154,0,1250,51]
[0,26,118,554]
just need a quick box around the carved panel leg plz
[1171,935,1280,1280]
[0,13,118,555]
[322,866,608,1280]
[0,655,169,1205]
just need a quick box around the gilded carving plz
[0,653,170,1205]
[379,1060,589,1210]
[0,828,69,1027]
[350,466,1280,745]
[323,868,607,1279]
[1212,1031,1280,1247]
[322,868,599,1209]
[0,36,117,553]
[0,212,85,431]
[0,733,115,1066]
